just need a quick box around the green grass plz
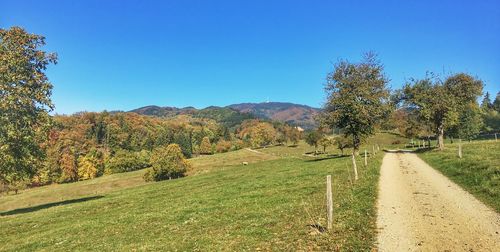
[365,132,410,149]
[0,148,277,213]
[188,148,277,175]
[258,142,316,158]
[259,132,408,158]
[0,142,384,251]
[417,140,500,212]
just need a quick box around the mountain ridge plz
[130,102,320,129]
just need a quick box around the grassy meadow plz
[417,140,500,212]
[0,139,389,251]
[0,148,277,213]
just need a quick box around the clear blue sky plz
[3,0,499,114]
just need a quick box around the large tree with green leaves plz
[321,52,390,155]
[402,73,483,150]
[0,27,57,186]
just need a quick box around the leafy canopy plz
[322,52,389,153]
[144,144,190,182]
[402,73,483,149]
[0,27,57,185]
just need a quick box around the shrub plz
[231,139,245,150]
[106,150,150,174]
[1,178,29,195]
[215,140,232,153]
[144,144,190,182]
[392,140,402,145]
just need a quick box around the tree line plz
[0,27,302,192]
[318,52,497,153]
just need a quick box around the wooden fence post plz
[352,154,358,181]
[326,175,333,230]
[372,145,376,155]
[458,139,462,159]
[495,133,498,142]
[364,149,367,167]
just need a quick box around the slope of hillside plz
[0,148,276,213]
[129,105,184,117]
[228,102,319,129]
[130,106,255,128]
[1,141,385,251]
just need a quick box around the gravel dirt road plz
[376,152,500,251]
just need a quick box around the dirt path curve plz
[376,152,500,251]
[244,148,263,154]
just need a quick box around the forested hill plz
[129,106,256,128]
[131,102,319,129]
[228,102,319,129]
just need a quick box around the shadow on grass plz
[0,195,104,216]
[383,147,436,154]
[307,223,327,233]
[304,154,349,162]
[379,131,406,138]
[412,147,436,153]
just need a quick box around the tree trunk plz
[353,135,360,156]
[437,126,445,151]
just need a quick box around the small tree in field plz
[402,73,483,150]
[144,144,190,182]
[199,136,212,155]
[322,52,390,155]
[286,127,301,146]
[305,131,323,154]
[335,135,353,156]
[318,137,333,153]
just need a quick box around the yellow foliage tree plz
[144,144,190,181]
[199,136,212,154]
[77,154,98,180]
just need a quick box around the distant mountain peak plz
[130,101,319,129]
